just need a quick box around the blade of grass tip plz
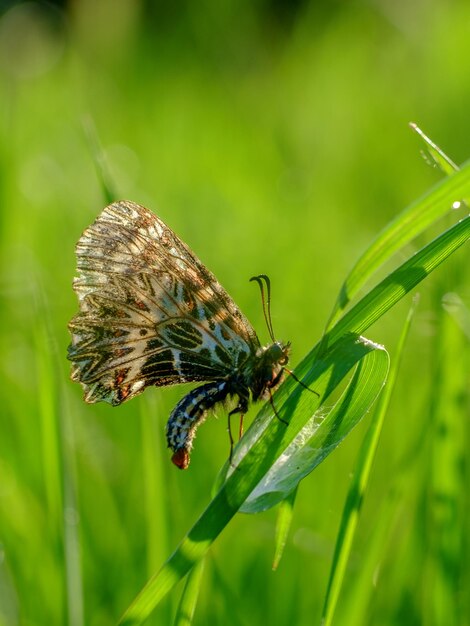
[326,155,470,330]
[82,114,117,204]
[173,559,205,626]
[272,488,297,571]
[321,295,419,626]
[410,122,460,176]
[410,123,468,218]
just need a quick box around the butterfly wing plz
[68,200,260,405]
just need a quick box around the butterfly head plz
[250,340,290,400]
[264,340,290,367]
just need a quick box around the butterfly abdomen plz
[167,380,231,469]
[166,342,290,469]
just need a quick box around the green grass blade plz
[324,214,470,345]
[34,297,84,626]
[140,397,170,578]
[320,296,418,626]
[326,158,470,328]
[423,298,469,625]
[272,488,297,571]
[410,123,459,175]
[173,559,205,626]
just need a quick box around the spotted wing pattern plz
[68,200,260,405]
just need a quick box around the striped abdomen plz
[166,381,230,469]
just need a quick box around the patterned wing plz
[68,200,260,405]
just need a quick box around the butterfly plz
[67,201,291,469]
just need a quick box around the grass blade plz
[410,123,459,175]
[423,297,469,625]
[173,559,205,626]
[272,488,297,571]
[320,296,418,626]
[326,157,470,328]
[323,214,470,345]
[34,298,84,626]
[140,397,170,578]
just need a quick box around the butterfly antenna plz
[250,274,276,342]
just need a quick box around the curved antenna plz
[250,274,276,342]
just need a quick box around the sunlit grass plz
[0,2,469,626]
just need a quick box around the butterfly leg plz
[284,367,320,397]
[227,410,237,465]
[227,394,249,464]
[238,414,244,439]
[268,388,288,425]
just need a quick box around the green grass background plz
[0,1,469,625]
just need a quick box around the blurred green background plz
[0,1,468,625]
